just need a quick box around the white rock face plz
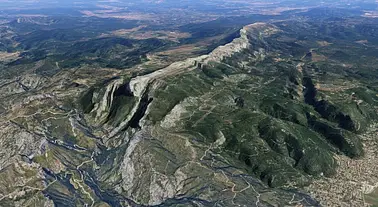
[148,168,187,205]
[129,55,208,97]
[205,27,250,64]
[119,130,143,193]
[160,103,187,129]
[214,130,226,148]
[160,97,198,129]
[129,76,150,98]
[94,78,124,122]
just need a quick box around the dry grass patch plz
[356,40,369,44]
[317,41,332,47]
[311,52,327,62]
[0,52,20,62]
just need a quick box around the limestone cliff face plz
[204,23,278,64]
[205,26,251,63]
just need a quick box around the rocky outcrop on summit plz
[205,23,280,64]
